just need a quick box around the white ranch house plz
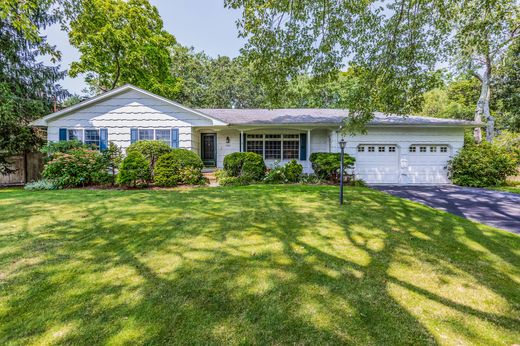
[32,84,479,185]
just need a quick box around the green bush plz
[449,142,518,187]
[218,175,253,186]
[263,160,304,183]
[215,169,253,186]
[24,179,60,190]
[117,151,151,187]
[284,160,303,182]
[102,142,123,184]
[263,162,287,183]
[41,140,90,161]
[42,148,109,188]
[126,140,172,173]
[223,152,265,181]
[154,149,205,186]
[309,152,355,182]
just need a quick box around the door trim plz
[201,133,217,167]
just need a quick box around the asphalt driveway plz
[372,185,520,234]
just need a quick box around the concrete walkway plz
[372,185,520,234]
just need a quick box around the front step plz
[202,171,219,187]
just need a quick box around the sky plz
[43,0,245,95]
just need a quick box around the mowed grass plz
[488,185,520,194]
[0,185,519,345]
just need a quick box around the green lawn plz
[487,185,520,194]
[0,186,519,345]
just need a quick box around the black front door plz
[201,133,216,166]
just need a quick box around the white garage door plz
[355,145,399,184]
[406,145,451,184]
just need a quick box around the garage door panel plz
[355,145,399,184]
[406,145,451,184]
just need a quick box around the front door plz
[201,133,217,166]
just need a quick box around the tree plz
[493,40,520,132]
[68,0,181,98]
[420,77,480,120]
[225,0,519,138]
[0,0,69,174]
[450,0,520,142]
[170,46,268,108]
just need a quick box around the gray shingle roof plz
[197,108,480,126]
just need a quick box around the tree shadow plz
[0,186,518,345]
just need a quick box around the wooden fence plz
[0,153,44,186]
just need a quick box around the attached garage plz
[404,144,451,184]
[354,144,399,184]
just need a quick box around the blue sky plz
[43,0,245,95]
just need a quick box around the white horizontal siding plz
[46,89,218,151]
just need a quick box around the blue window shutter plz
[130,128,138,144]
[100,129,108,151]
[171,128,179,148]
[300,133,307,160]
[59,128,67,141]
[242,133,247,152]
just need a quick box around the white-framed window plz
[137,129,172,143]
[68,129,83,141]
[138,129,154,140]
[245,134,300,160]
[420,146,427,152]
[368,146,375,152]
[378,146,386,152]
[64,128,101,148]
[409,146,416,153]
[389,146,396,152]
[84,129,100,147]
[440,146,448,153]
[357,146,365,152]
[430,146,437,152]
[155,129,171,144]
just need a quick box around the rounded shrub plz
[449,142,517,187]
[117,151,151,187]
[223,152,265,181]
[284,160,303,182]
[126,140,172,173]
[309,152,355,182]
[42,148,109,188]
[154,149,205,186]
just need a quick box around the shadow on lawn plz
[0,186,519,345]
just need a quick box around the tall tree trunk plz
[474,55,493,143]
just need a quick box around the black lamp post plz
[339,139,346,205]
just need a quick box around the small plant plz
[309,152,355,182]
[117,151,151,187]
[102,142,123,184]
[223,152,265,181]
[126,140,172,174]
[218,175,254,186]
[24,179,60,190]
[284,160,303,182]
[448,141,517,187]
[347,179,367,187]
[42,148,109,188]
[263,161,287,183]
[299,174,324,184]
[154,149,205,186]
[215,168,253,186]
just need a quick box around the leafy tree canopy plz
[68,0,181,98]
[0,0,69,174]
[225,0,520,137]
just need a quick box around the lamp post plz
[339,139,346,205]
